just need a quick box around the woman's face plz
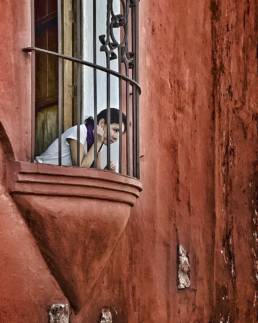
[102,122,125,145]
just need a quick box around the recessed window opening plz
[28,0,140,178]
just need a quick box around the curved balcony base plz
[8,162,142,312]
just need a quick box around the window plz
[24,0,140,178]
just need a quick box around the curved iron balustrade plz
[25,0,140,178]
[22,47,141,93]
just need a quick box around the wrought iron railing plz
[24,0,141,178]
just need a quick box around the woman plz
[35,108,127,170]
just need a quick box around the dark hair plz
[97,108,127,132]
[84,108,127,133]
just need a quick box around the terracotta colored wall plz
[0,0,32,161]
[0,2,68,322]
[76,1,215,321]
[75,1,257,322]
[211,1,257,321]
[0,0,257,322]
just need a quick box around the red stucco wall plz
[77,0,215,321]
[0,1,68,322]
[0,0,257,322]
[0,0,32,161]
[75,1,257,322]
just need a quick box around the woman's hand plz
[110,161,117,172]
[104,161,117,172]
[97,125,104,143]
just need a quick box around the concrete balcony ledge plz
[8,161,142,206]
[7,161,142,312]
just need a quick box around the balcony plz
[7,161,142,312]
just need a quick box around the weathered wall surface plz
[76,0,215,321]
[0,0,257,322]
[211,0,257,321]
[0,0,32,161]
[75,0,257,322]
[0,128,68,323]
[0,1,68,322]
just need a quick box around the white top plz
[35,124,88,166]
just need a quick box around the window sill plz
[8,161,142,206]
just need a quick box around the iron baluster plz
[57,0,63,166]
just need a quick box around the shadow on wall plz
[0,122,15,187]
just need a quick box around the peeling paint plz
[177,245,190,290]
[251,175,258,284]
[219,314,230,323]
[222,229,236,282]
[49,304,70,323]
[99,307,112,323]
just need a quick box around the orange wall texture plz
[0,1,257,322]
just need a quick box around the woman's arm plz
[81,139,103,168]
[68,124,104,168]
[68,139,84,166]
[68,139,103,168]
